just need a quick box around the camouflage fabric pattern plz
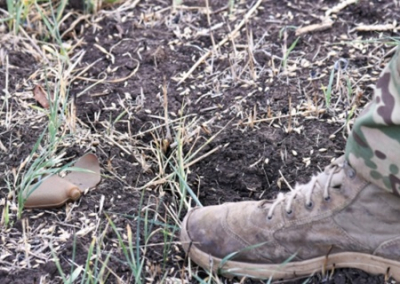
[345,48,400,194]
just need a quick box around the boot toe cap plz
[181,205,246,260]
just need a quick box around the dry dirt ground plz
[0,0,399,283]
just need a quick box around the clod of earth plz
[24,153,101,209]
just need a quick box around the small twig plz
[204,0,217,54]
[94,43,115,64]
[60,14,91,38]
[99,0,142,14]
[163,77,172,141]
[178,0,263,84]
[211,4,229,14]
[246,25,256,81]
[297,0,357,36]
[295,19,333,36]
[19,26,49,64]
[238,109,326,126]
[353,21,397,32]
[22,218,30,268]
[279,170,294,191]
[200,105,219,113]
[75,59,140,84]
[325,0,358,17]
[287,93,292,133]
[184,145,222,169]
[282,28,287,74]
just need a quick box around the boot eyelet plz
[324,196,331,201]
[267,215,273,220]
[306,202,313,209]
[347,168,356,179]
[286,210,293,215]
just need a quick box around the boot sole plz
[181,218,400,281]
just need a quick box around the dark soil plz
[0,0,399,283]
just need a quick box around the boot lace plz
[263,156,345,219]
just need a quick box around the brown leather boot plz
[180,156,400,280]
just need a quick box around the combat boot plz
[180,156,400,280]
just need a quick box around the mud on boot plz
[180,156,400,281]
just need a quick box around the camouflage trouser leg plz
[345,47,400,194]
